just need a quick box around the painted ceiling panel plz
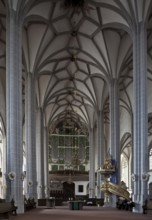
[49,80,71,97]
[67,62,78,75]
[48,97,57,105]
[116,34,132,76]
[93,31,110,73]
[44,76,57,98]
[104,30,120,76]
[68,39,80,55]
[28,24,47,72]
[51,106,68,119]
[52,2,66,20]
[53,18,71,33]
[85,104,95,127]
[85,78,96,101]
[89,65,104,76]
[50,51,69,60]
[100,7,129,27]
[79,36,107,70]
[55,70,70,79]
[85,5,99,23]
[39,75,52,106]
[79,19,98,36]
[56,60,70,71]
[26,2,51,19]
[77,51,97,66]
[76,81,94,105]
[36,28,55,63]
[92,76,105,110]
[118,0,130,15]
[93,0,119,7]
[41,35,69,61]
[73,106,88,122]
[22,29,30,70]
[38,62,56,73]
[75,71,87,81]
[45,103,55,122]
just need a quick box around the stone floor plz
[12,206,152,220]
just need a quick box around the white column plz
[36,108,45,198]
[109,78,120,184]
[109,78,120,207]
[44,126,49,198]
[25,72,37,199]
[89,127,95,198]
[96,110,104,198]
[6,10,24,213]
[132,22,148,213]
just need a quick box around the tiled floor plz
[13,206,152,220]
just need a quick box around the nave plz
[11,206,151,220]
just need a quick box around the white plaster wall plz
[148,171,152,183]
[74,181,88,196]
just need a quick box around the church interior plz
[0,0,152,215]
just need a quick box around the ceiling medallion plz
[71,54,76,62]
[71,30,77,37]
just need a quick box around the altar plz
[46,197,55,208]
[69,201,84,210]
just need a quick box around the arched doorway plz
[63,182,75,201]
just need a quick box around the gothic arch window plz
[149,148,152,170]
[0,116,5,198]
[121,154,129,187]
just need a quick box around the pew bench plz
[24,198,36,211]
[116,198,135,211]
[0,202,14,219]
[142,199,152,214]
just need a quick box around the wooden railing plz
[101,181,130,200]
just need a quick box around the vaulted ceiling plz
[0,0,152,133]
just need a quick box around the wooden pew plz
[24,197,36,211]
[142,199,152,214]
[0,202,14,219]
